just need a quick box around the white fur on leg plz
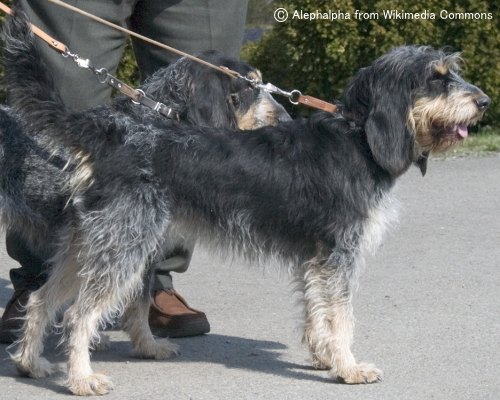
[11,246,82,379]
[92,333,111,352]
[65,305,114,396]
[333,362,383,384]
[133,337,179,360]
[301,263,382,384]
[122,298,179,360]
[13,354,54,378]
[67,373,114,396]
[11,293,55,379]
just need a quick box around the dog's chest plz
[360,193,399,255]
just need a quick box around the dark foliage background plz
[243,0,498,127]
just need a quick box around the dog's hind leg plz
[63,247,173,394]
[63,288,117,396]
[122,268,179,359]
[300,254,382,384]
[11,249,81,378]
[10,245,81,377]
[122,296,179,360]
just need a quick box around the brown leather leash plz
[0,1,179,119]
[0,2,67,53]
[294,95,337,113]
[1,0,338,114]
[258,82,337,113]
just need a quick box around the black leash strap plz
[97,70,178,120]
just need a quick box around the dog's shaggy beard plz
[410,90,485,152]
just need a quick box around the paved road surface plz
[1,155,499,399]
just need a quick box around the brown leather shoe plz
[0,289,31,344]
[149,290,210,338]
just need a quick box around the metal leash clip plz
[63,49,92,70]
[94,68,110,84]
[131,89,145,105]
[257,82,302,105]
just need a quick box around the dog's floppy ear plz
[364,78,416,177]
[345,66,415,177]
[364,97,414,177]
[186,70,237,129]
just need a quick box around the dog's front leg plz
[11,286,58,378]
[301,256,382,384]
[12,250,81,379]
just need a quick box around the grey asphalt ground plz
[0,155,499,400]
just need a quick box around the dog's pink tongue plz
[456,124,468,138]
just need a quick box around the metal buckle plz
[95,68,109,84]
[131,89,145,105]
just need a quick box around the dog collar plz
[94,69,180,121]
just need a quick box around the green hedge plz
[243,0,499,127]
[1,0,497,128]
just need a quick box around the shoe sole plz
[150,320,210,338]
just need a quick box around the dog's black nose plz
[475,96,490,111]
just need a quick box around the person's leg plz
[130,0,249,78]
[18,0,136,110]
[148,246,210,338]
[152,251,191,292]
[0,232,48,343]
[6,232,48,292]
[129,0,248,338]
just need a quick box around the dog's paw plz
[152,340,179,360]
[333,362,383,384]
[15,356,55,378]
[311,355,331,370]
[133,339,179,360]
[68,373,114,396]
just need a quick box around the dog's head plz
[143,51,290,130]
[342,46,489,177]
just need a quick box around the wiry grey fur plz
[1,12,489,396]
[0,11,289,289]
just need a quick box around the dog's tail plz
[0,10,104,160]
[1,10,68,123]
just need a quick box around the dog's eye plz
[441,78,452,90]
[230,93,240,108]
[430,76,449,90]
